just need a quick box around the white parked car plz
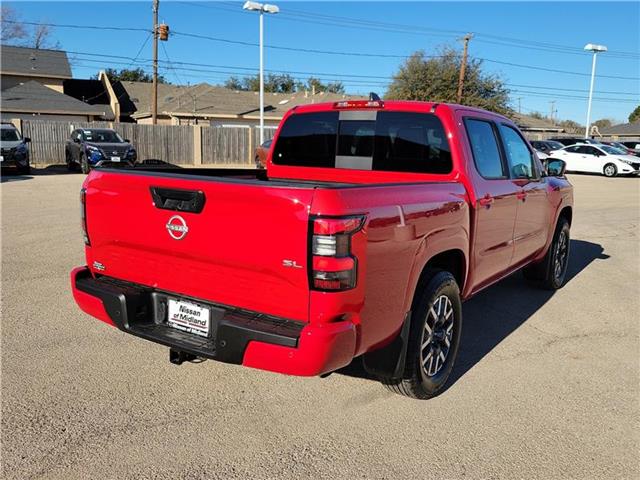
[553,144,640,177]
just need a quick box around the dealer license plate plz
[167,299,210,338]
[110,156,121,162]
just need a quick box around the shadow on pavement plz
[336,239,609,387]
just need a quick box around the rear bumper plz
[71,266,356,376]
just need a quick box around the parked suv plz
[65,128,137,173]
[1,122,31,174]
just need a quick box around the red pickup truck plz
[71,100,573,399]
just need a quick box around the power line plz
[2,19,148,33]
[12,44,640,95]
[184,1,640,59]
[6,18,639,79]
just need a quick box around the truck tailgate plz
[83,171,314,321]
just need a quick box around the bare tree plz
[1,6,60,49]
[1,6,27,42]
[30,23,60,49]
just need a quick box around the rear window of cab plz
[272,111,452,174]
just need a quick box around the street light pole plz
[584,43,607,139]
[259,10,264,145]
[152,0,159,125]
[243,1,279,146]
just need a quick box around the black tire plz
[603,163,617,177]
[382,270,462,399]
[17,162,31,175]
[523,217,570,290]
[80,154,90,174]
[65,150,76,171]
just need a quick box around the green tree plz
[224,74,344,94]
[93,68,167,84]
[304,77,345,94]
[224,76,244,90]
[629,105,640,123]
[386,47,511,115]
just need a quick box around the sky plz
[5,1,640,124]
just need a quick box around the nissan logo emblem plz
[166,215,188,240]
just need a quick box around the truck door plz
[462,117,519,290]
[496,123,551,265]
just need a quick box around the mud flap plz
[362,311,411,379]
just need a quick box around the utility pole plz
[456,33,473,104]
[517,97,522,114]
[549,101,556,124]
[151,0,159,125]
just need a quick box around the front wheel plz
[603,163,617,177]
[382,270,462,399]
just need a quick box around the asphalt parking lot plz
[1,170,638,479]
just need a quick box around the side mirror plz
[73,137,81,144]
[545,159,566,177]
[124,139,130,143]
[23,137,31,143]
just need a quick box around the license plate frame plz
[166,298,211,338]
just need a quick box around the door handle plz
[479,194,494,208]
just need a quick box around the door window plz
[464,118,506,179]
[498,124,537,179]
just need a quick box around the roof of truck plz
[289,100,511,122]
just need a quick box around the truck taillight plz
[311,216,365,291]
[80,188,90,245]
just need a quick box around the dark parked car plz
[620,141,640,151]
[1,122,31,174]
[548,137,603,146]
[601,141,640,157]
[530,140,565,154]
[65,128,137,173]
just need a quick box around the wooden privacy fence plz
[17,119,273,167]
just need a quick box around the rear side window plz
[373,112,451,174]
[272,110,452,174]
[273,111,338,168]
[464,119,505,179]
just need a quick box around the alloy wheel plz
[420,295,454,377]
[554,230,568,281]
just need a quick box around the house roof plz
[511,112,564,132]
[1,81,113,118]
[0,45,72,79]
[115,81,363,119]
[599,121,640,136]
